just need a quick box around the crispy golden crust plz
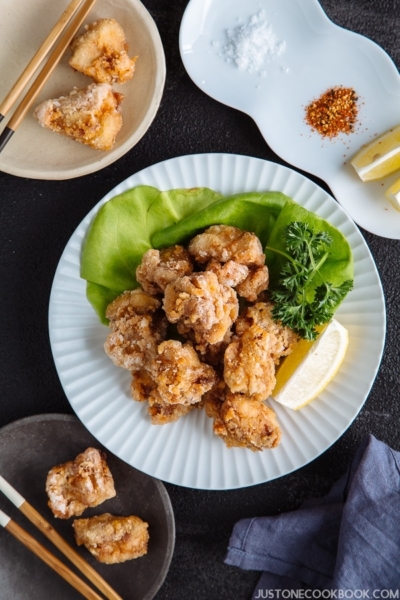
[210,394,281,451]
[106,288,161,320]
[163,272,238,345]
[34,83,123,151]
[224,325,277,401]
[130,368,157,402]
[136,246,193,295]
[188,225,265,266]
[235,302,298,364]
[148,397,195,425]
[205,259,249,288]
[235,266,269,302]
[149,340,217,405]
[203,377,228,419]
[70,19,137,84]
[104,289,167,371]
[130,368,196,423]
[73,513,149,564]
[223,302,298,401]
[46,448,116,519]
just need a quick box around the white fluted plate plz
[49,153,386,489]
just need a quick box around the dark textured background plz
[1,1,399,598]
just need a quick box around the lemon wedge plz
[271,319,349,410]
[385,177,400,211]
[350,125,400,181]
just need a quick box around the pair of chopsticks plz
[0,475,122,600]
[0,0,98,153]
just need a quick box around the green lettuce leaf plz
[152,191,289,249]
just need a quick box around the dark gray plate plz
[0,414,175,600]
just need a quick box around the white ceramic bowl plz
[0,0,166,179]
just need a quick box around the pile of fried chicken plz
[104,225,298,451]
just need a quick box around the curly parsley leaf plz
[266,205,354,340]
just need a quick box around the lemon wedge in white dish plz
[351,125,400,182]
[385,177,400,211]
[271,319,349,411]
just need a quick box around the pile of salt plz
[216,10,286,75]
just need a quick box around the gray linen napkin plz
[225,435,400,595]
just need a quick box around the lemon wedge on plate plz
[385,177,400,211]
[271,319,349,410]
[351,124,400,181]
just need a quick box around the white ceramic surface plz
[0,0,165,179]
[179,0,400,239]
[49,153,386,490]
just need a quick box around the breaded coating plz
[34,83,123,151]
[203,377,228,419]
[136,246,193,295]
[196,334,232,365]
[206,259,248,288]
[163,272,238,345]
[70,19,137,84]
[235,266,269,302]
[130,367,195,423]
[224,302,298,400]
[177,323,232,364]
[106,288,161,321]
[130,368,156,402]
[235,302,298,363]
[224,324,277,401]
[148,397,195,425]
[149,340,217,406]
[224,302,297,400]
[206,259,269,301]
[188,225,265,266]
[73,513,149,564]
[46,448,116,519]
[104,289,167,371]
[210,393,281,451]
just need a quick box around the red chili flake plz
[305,86,359,138]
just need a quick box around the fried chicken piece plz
[46,448,116,519]
[206,259,249,288]
[163,272,238,345]
[73,513,149,564]
[148,397,195,425]
[34,83,123,151]
[188,225,265,267]
[235,302,298,363]
[206,258,269,301]
[106,288,161,320]
[224,324,277,401]
[235,266,269,301]
[70,19,137,84]
[149,340,217,406]
[104,289,167,371]
[210,393,281,451]
[136,246,193,295]
[224,302,298,400]
[130,367,195,423]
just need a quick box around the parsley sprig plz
[266,222,353,340]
